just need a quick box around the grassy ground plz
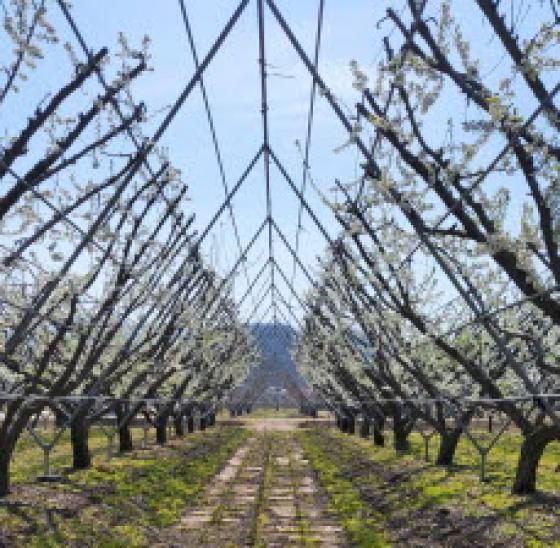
[9,425,149,484]
[298,426,560,547]
[159,430,347,546]
[3,418,559,546]
[0,425,249,547]
[225,407,304,419]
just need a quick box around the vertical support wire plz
[257,0,275,325]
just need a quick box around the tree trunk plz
[393,417,411,452]
[373,424,385,446]
[360,417,370,438]
[394,430,410,451]
[0,446,11,497]
[347,415,356,435]
[436,429,462,466]
[156,415,167,445]
[0,404,29,495]
[54,406,67,427]
[71,415,91,469]
[187,415,195,433]
[200,416,207,431]
[513,426,560,494]
[116,404,133,453]
[119,423,133,452]
[174,414,184,437]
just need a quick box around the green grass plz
[249,435,273,546]
[4,420,559,546]
[9,426,149,484]
[298,431,389,547]
[299,426,560,546]
[232,407,304,419]
[0,426,249,547]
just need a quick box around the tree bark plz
[347,415,356,435]
[156,415,167,445]
[360,417,371,438]
[393,417,411,452]
[174,414,184,437]
[187,415,195,433]
[119,423,133,452]
[513,426,560,494]
[0,446,11,497]
[373,424,385,446]
[436,429,462,465]
[116,404,133,453]
[394,430,410,451]
[71,415,91,469]
[54,406,67,427]
[0,403,31,495]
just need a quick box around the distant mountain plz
[249,323,306,385]
[228,323,310,407]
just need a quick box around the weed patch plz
[299,426,560,546]
[0,426,249,546]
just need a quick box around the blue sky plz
[2,0,553,328]
[40,0,386,325]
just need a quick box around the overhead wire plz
[257,0,276,325]
[289,0,325,305]
[177,0,258,312]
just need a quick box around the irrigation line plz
[301,148,560,388]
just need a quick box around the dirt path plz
[158,419,347,547]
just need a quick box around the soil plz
[158,417,348,546]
